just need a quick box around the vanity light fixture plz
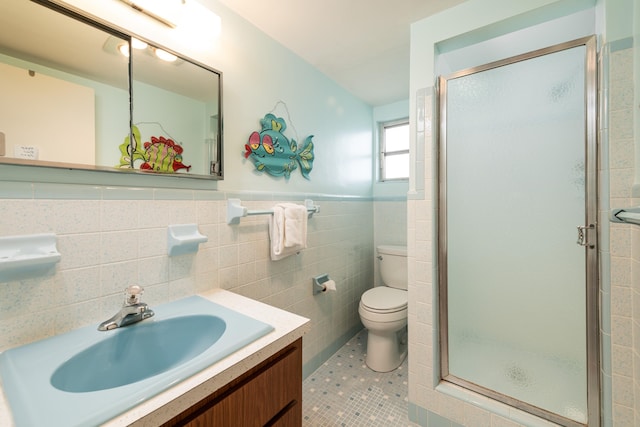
[112,37,181,64]
[117,37,149,57]
[119,0,185,28]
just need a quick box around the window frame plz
[379,118,409,182]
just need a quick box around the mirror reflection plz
[0,0,222,179]
[129,43,221,176]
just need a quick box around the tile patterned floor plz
[302,329,419,426]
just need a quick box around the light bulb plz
[131,38,148,50]
[117,43,130,57]
[154,48,177,62]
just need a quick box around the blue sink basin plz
[51,314,226,393]
[0,296,273,427]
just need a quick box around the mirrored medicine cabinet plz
[0,0,223,180]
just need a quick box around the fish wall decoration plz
[117,125,191,173]
[244,113,314,179]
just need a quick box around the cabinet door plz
[177,339,302,427]
[243,341,301,426]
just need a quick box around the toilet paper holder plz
[313,274,331,294]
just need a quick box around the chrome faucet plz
[98,285,155,331]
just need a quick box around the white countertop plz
[0,289,310,427]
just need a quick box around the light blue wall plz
[604,0,634,41]
[435,8,595,75]
[205,0,374,196]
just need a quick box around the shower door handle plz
[576,224,595,248]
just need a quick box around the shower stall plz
[437,36,599,426]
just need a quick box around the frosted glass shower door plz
[439,38,597,426]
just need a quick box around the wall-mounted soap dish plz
[167,224,208,256]
[0,233,61,281]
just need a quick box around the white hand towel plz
[281,203,307,248]
[269,203,308,261]
[269,205,286,259]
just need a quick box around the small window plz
[379,119,409,181]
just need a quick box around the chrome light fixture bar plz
[119,0,184,28]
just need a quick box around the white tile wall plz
[373,200,407,286]
[606,47,636,426]
[408,87,436,413]
[0,188,374,372]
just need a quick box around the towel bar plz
[610,207,640,226]
[226,198,320,224]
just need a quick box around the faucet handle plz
[124,285,144,305]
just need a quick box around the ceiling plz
[216,0,467,107]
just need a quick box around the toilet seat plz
[360,287,407,314]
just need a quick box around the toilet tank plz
[377,245,407,290]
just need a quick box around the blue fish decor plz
[244,113,314,179]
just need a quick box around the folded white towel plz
[269,203,308,261]
[269,205,284,258]
[282,203,307,248]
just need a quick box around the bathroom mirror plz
[0,0,223,179]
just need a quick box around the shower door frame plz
[437,36,599,427]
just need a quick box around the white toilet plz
[359,245,408,372]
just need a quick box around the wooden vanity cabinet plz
[161,338,302,427]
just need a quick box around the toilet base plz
[365,327,407,372]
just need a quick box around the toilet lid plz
[361,287,407,313]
